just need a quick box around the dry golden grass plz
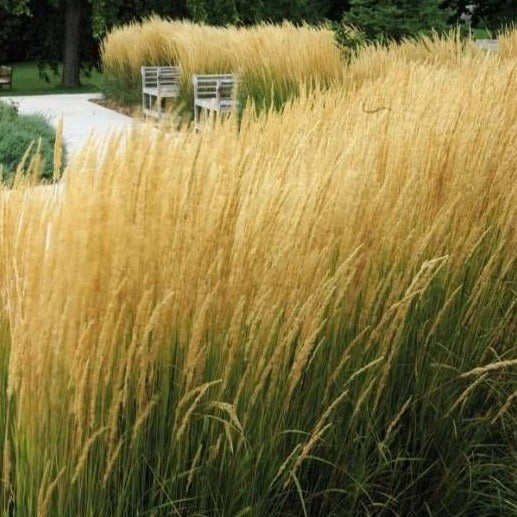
[101,20,517,118]
[0,48,516,515]
[500,25,517,58]
[343,29,513,91]
[3,57,516,429]
[100,16,344,106]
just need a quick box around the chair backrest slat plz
[141,66,181,89]
[193,74,236,100]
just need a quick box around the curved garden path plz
[2,93,134,156]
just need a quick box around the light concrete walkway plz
[2,93,134,156]
[474,39,499,52]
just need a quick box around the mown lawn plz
[472,27,493,39]
[0,62,102,96]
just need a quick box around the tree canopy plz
[0,0,188,86]
[340,0,453,42]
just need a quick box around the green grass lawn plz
[0,62,102,96]
[471,27,493,39]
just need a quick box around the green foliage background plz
[340,0,452,42]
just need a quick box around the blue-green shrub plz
[0,100,18,122]
[0,102,65,184]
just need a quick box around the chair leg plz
[160,96,165,120]
[143,93,151,116]
[151,95,156,118]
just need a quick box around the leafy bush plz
[14,114,57,141]
[0,100,19,122]
[341,0,452,43]
[0,102,65,184]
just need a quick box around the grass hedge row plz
[99,17,344,116]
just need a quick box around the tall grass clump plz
[0,56,516,515]
[342,28,513,92]
[500,24,517,58]
[100,16,344,113]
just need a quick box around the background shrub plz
[0,102,65,184]
[0,100,19,122]
[340,0,452,43]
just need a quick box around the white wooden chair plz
[192,74,238,126]
[141,65,181,118]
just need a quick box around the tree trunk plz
[62,0,82,88]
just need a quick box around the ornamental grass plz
[100,16,343,112]
[0,50,516,516]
